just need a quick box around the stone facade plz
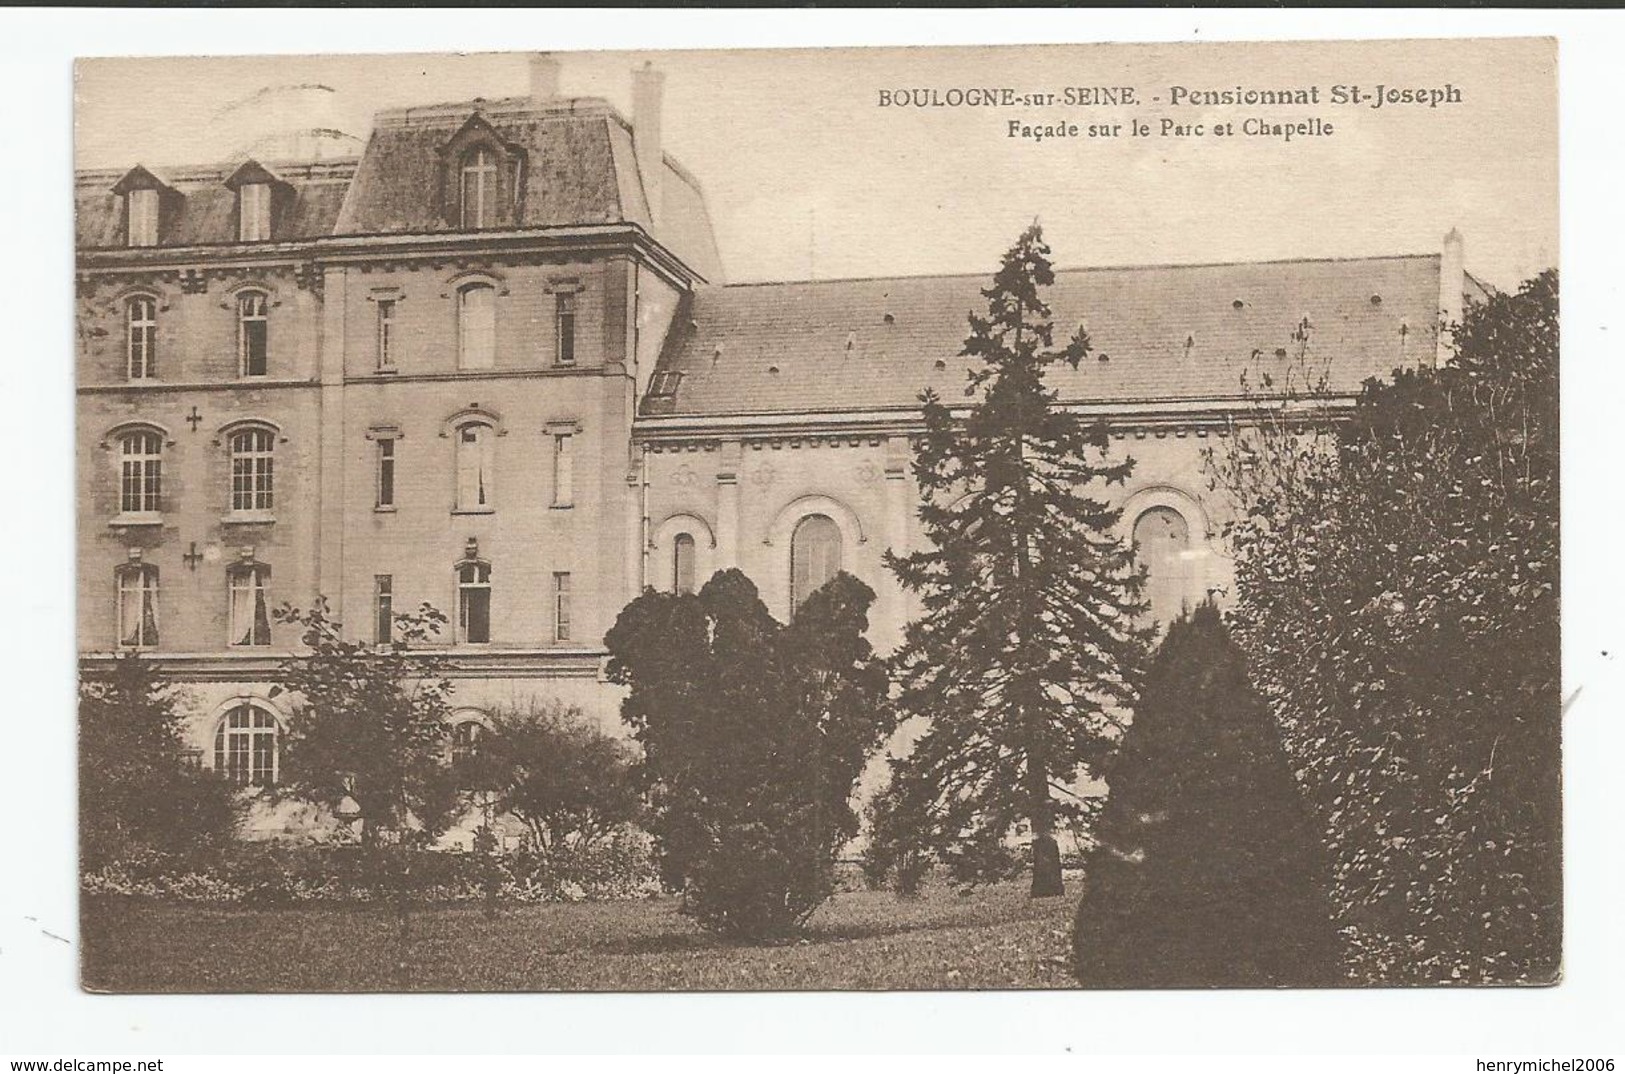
[75,61,1472,838]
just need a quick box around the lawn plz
[81,882,1081,992]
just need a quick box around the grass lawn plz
[81,881,1080,992]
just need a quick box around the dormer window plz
[239,182,271,242]
[460,149,498,230]
[439,115,525,231]
[224,161,285,244]
[127,189,159,247]
[111,165,175,248]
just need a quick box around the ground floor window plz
[214,704,279,786]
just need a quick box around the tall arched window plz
[790,514,842,612]
[457,560,492,644]
[227,562,271,647]
[118,429,162,514]
[454,422,495,511]
[458,283,496,369]
[460,148,498,229]
[1133,506,1194,626]
[451,719,486,767]
[228,427,275,513]
[214,704,279,786]
[237,291,269,377]
[672,532,697,595]
[115,562,159,648]
[126,295,157,379]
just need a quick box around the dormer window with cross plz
[439,115,525,231]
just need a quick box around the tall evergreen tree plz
[881,224,1151,897]
[1071,603,1343,987]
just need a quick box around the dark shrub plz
[1071,603,1343,987]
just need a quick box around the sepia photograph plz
[68,36,1560,996]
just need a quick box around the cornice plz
[78,647,612,682]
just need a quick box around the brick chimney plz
[1437,227,1465,364]
[529,53,561,103]
[632,62,665,226]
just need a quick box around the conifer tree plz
[881,224,1151,897]
[1071,603,1343,986]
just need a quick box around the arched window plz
[227,562,271,647]
[454,422,495,511]
[672,532,697,595]
[214,704,279,786]
[126,296,157,379]
[1133,506,1194,626]
[458,283,496,369]
[118,429,162,514]
[237,291,269,377]
[790,514,842,612]
[460,148,498,229]
[457,560,492,644]
[228,427,275,513]
[115,562,159,648]
[451,720,486,767]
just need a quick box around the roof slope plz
[76,161,354,248]
[648,255,1445,418]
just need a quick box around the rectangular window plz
[376,299,396,370]
[127,189,159,248]
[553,571,572,643]
[458,285,496,370]
[238,292,269,378]
[374,575,393,646]
[127,297,157,379]
[239,182,271,242]
[117,566,159,648]
[552,433,573,507]
[458,562,491,644]
[376,438,395,509]
[228,566,271,647]
[555,292,576,366]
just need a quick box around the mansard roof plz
[647,254,1457,418]
[74,95,724,280]
[77,159,355,248]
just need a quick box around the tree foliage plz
[79,654,241,867]
[605,568,891,939]
[272,599,461,848]
[878,223,1152,896]
[1071,603,1343,986]
[1205,270,1560,983]
[476,702,642,855]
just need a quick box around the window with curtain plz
[127,188,159,247]
[116,563,159,648]
[457,560,491,644]
[126,295,157,379]
[554,292,576,366]
[458,283,495,369]
[552,433,573,507]
[118,429,162,514]
[214,705,279,786]
[238,182,271,242]
[460,148,497,229]
[375,437,396,509]
[376,298,396,370]
[553,571,572,642]
[790,514,842,611]
[228,427,275,512]
[454,423,494,511]
[227,563,271,647]
[374,574,393,646]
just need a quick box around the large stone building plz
[75,57,1477,834]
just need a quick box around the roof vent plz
[1098,352,1110,363]
[1370,294,1383,306]
[767,364,780,375]
[844,332,856,355]
[933,358,947,370]
[883,312,895,325]
[1274,348,1288,359]
[1232,299,1245,310]
[711,344,724,364]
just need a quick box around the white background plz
[0,7,1619,1059]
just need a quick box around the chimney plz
[1437,227,1465,364]
[632,62,666,226]
[529,53,561,103]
